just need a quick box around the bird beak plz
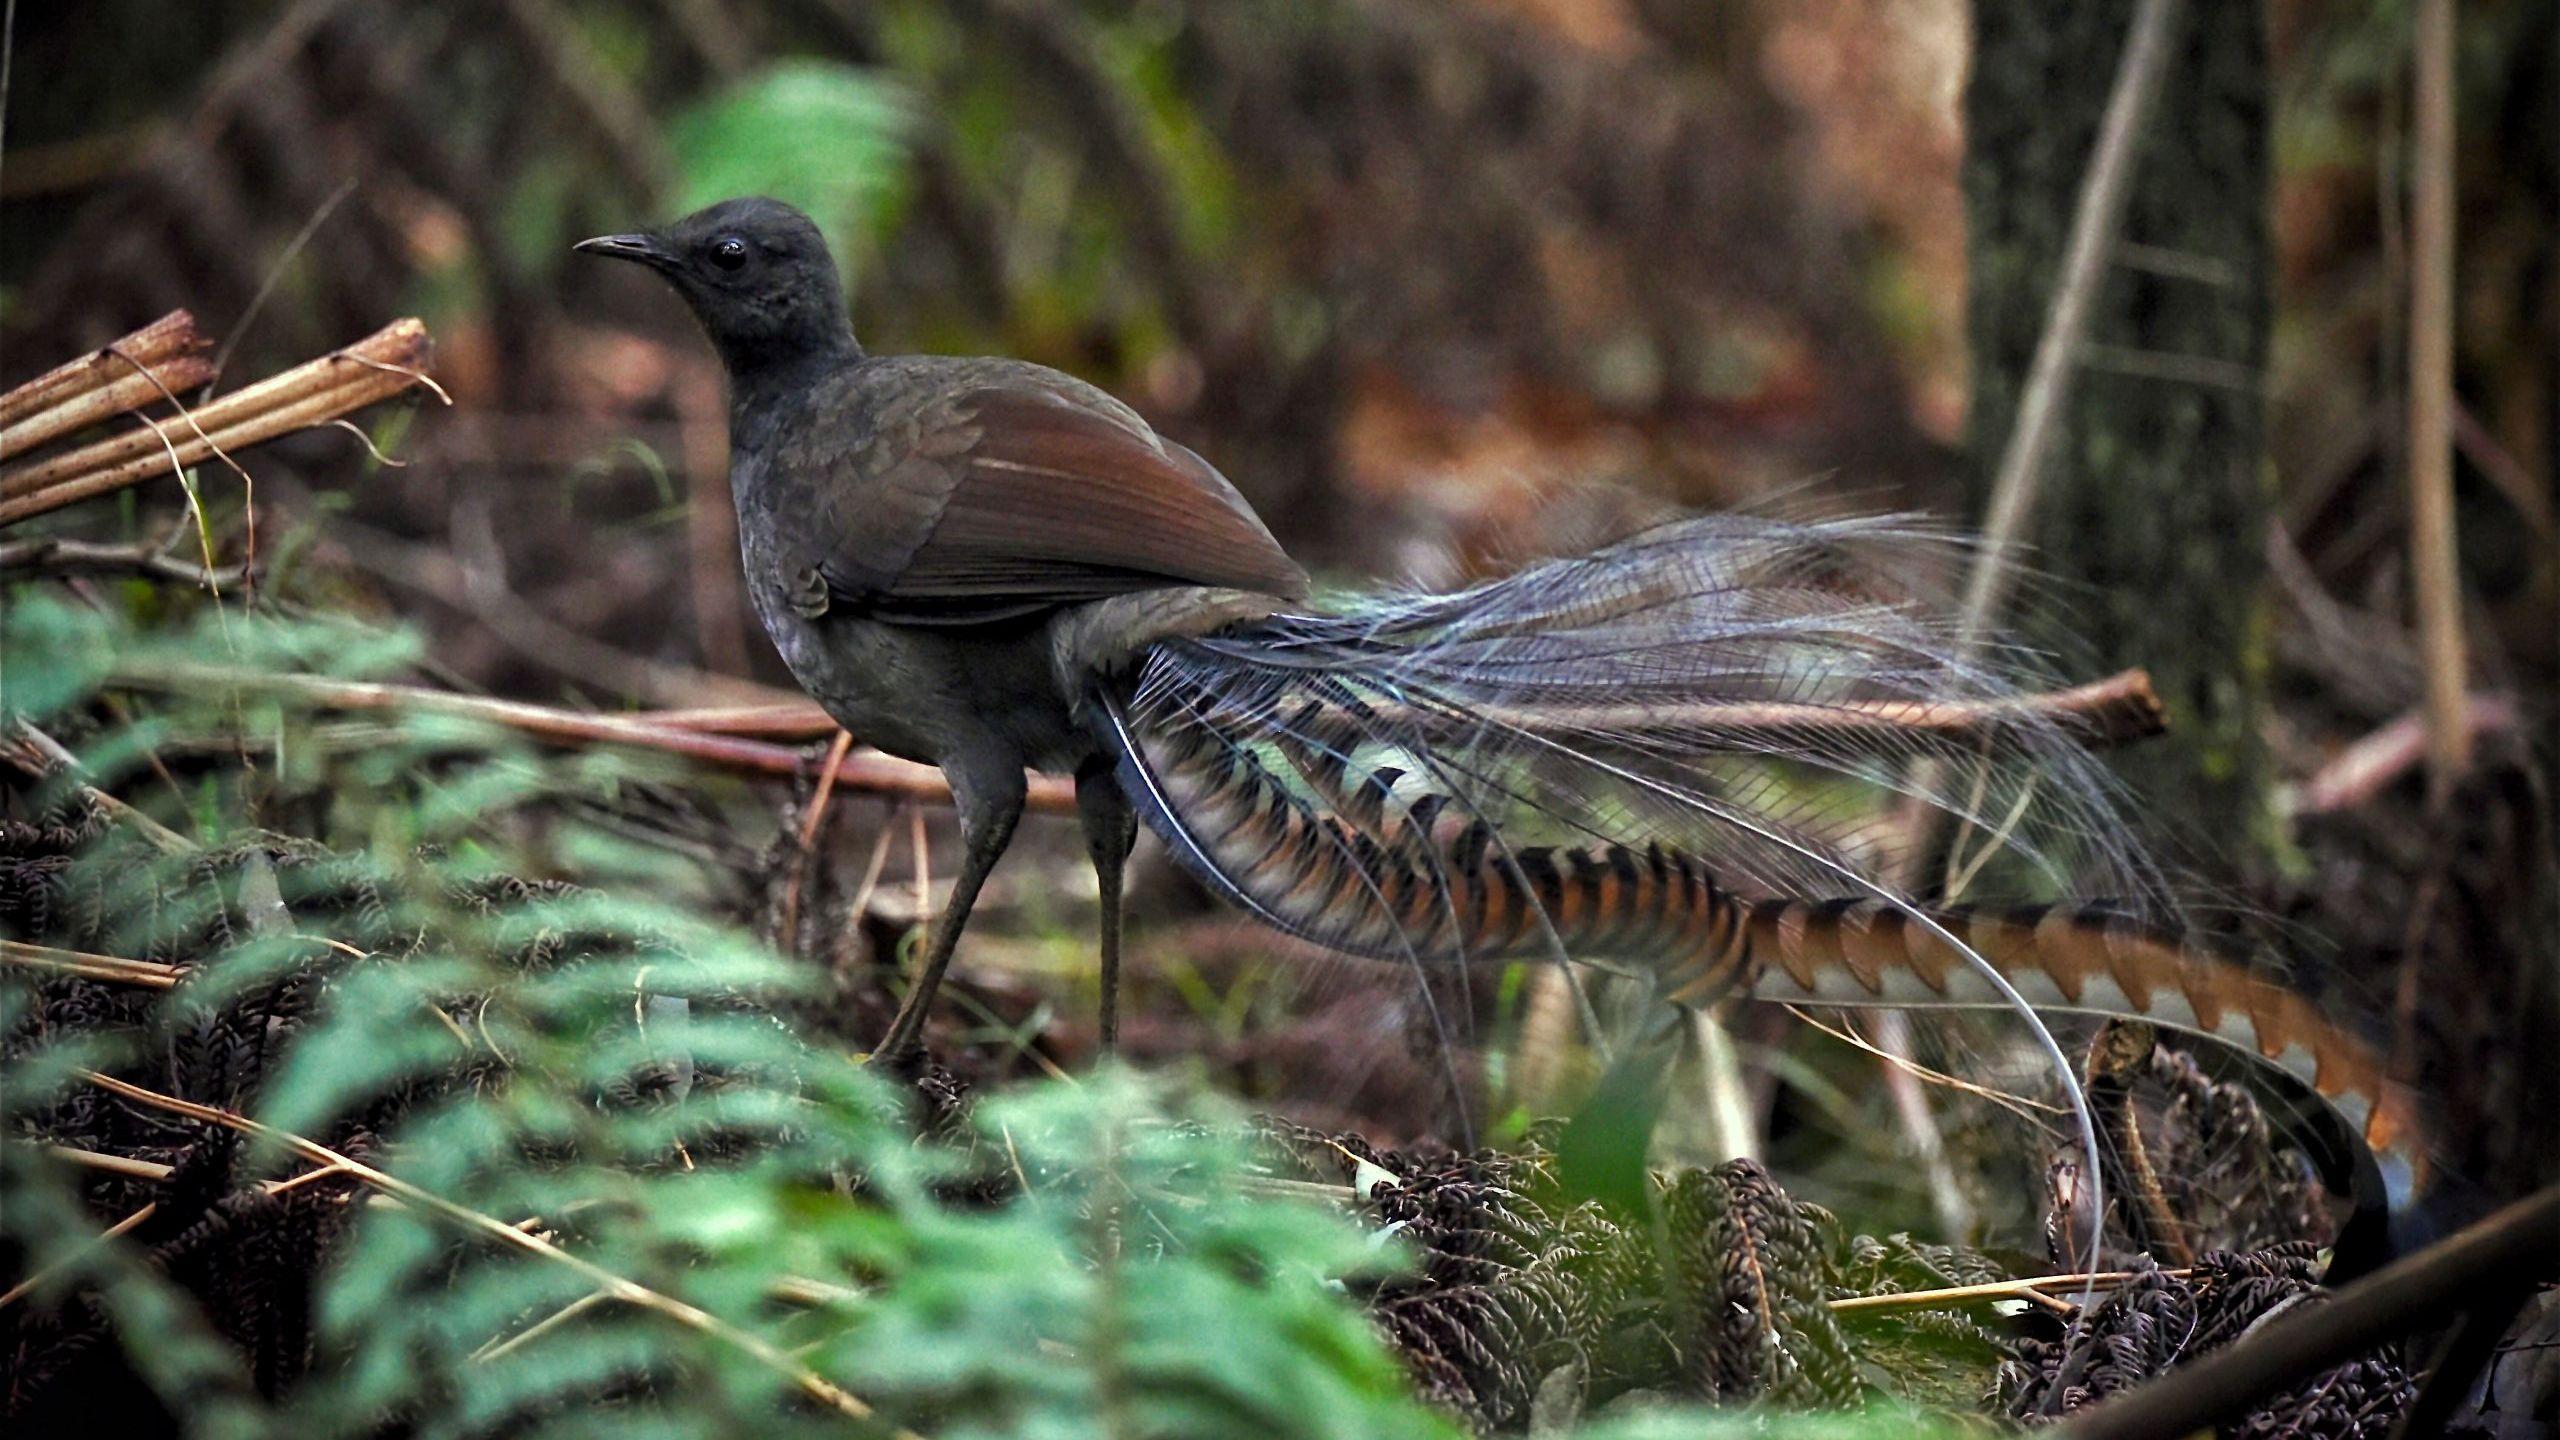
[573,232,677,271]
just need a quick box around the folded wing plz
[804,370,1307,625]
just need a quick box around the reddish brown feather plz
[827,382,1305,619]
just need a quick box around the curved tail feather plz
[1087,515,2425,1217]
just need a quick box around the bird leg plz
[871,759,1024,1066]
[1076,763,1139,1053]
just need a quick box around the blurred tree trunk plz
[1964,1,2276,863]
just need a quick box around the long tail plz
[1090,515,2421,1195]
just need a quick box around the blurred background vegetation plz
[1,1,2554,1435]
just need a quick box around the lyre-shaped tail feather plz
[1722,898,2421,1178]
[1091,513,2423,1194]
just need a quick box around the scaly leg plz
[1076,763,1139,1053]
[872,756,1024,1066]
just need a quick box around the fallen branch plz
[644,668,2170,755]
[0,318,439,528]
[2056,1185,2560,1440]
[0,359,224,467]
[1487,668,2167,753]
[0,534,255,590]
[109,664,1080,816]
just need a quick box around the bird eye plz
[709,236,749,271]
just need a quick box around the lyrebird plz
[577,197,2417,1249]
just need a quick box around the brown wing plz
[810,373,1306,625]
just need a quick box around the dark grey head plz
[575,197,857,375]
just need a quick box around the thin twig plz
[0,534,254,590]
[205,177,358,394]
[2405,0,2468,805]
[471,1289,613,1364]
[0,939,183,990]
[2289,692,2516,816]
[107,663,1079,816]
[72,1068,916,1433]
[1781,1005,2064,1121]
[1958,0,2189,652]
[1828,1267,2185,1316]
[44,1146,176,1183]
[0,1204,157,1311]
[2,1157,360,1312]
[0,720,195,854]
[778,730,859,944]
[842,806,903,936]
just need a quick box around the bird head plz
[576,197,857,374]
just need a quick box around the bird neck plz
[721,329,862,420]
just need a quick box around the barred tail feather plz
[1725,898,2422,1185]
[1087,514,2421,1225]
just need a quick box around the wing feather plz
[811,375,1306,624]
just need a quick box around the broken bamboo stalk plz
[0,310,211,433]
[0,318,435,527]
[0,344,222,463]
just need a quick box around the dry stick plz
[71,1069,916,1434]
[0,323,427,496]
[644,668,2169,755]
[0,534,255,589]
[1827,1267,2185,1317]
[776,730,859,948]
[2,1157,361,1312]
[1956,0,2188,651]
[2290,692,2516,816]
[0,939,183,990]
[2056,1185,2560,1440]
[0,1204,159,1311]
[0,311,209,430]
[0,352,220,462]
[0,366,423,518]
[109,663,1081,816]
[44,1146,177,1183]
[2,720,195,854]
[0,318,434,525]
[2084,1021,2192,1266]
[2406,0,2468,805]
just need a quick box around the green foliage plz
[670,61,915,285]
[3,593,1457,1438]
[2,584,2019,1440]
